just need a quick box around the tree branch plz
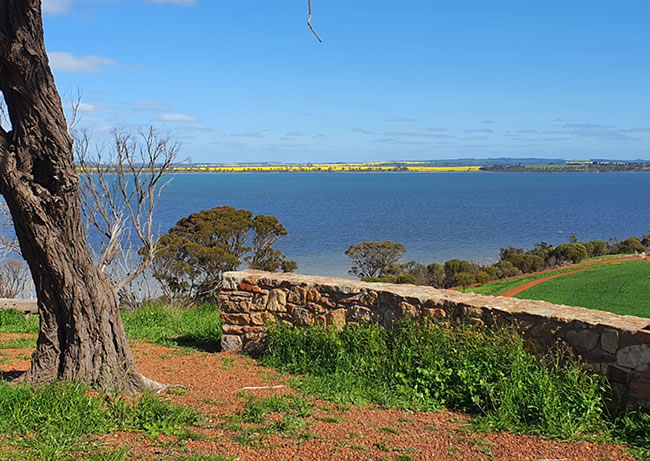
[307,0,322,43]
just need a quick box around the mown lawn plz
[515,260,650,318]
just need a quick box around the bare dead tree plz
[0,259,28,298]
[76,127,177,297]
[0,200,20,258]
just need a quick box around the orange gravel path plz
[499,268,589,297]
[453,255,643,292]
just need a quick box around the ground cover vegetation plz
[262,319,650,459]
[0,304,220,460]
[1,303,649,459]
[515,259,650,318]
[348,232,650,290]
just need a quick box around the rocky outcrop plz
[219,270,650,409]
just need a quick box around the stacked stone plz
[219,270,650,409]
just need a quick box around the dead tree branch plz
[307,0,322,43]
[76,127,177,296]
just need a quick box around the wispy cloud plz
[426,127,448,132]
[49,52,118,73]
[158,113,198,122]
[285,131,305,137]
[350,128,374,135]
[132,101,172,112]
[43,0,73,15]
[230,132,264,138]
[77,102,107,113]
[463,128,494,133]
[386,116,417,123]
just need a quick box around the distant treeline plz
[482,163,650,173]
[353,233,650,289]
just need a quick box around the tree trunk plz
[0,1,144,391]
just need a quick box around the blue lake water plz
[154,172,650,278]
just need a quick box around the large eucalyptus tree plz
[0,1,146,391]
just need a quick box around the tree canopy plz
[345,240,406,279]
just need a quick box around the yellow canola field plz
[166,164,482,173]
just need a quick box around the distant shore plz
[77,160,650,174]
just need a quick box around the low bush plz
[261,319,648,454]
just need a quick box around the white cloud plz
[77,102,107,113]
[158,113,198,122]
[49,52,119,73]
[145,0,198,6]
[43,0,73,15]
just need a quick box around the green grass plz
[464,257,635,296]
[515,260,650,318]
[0,336,37,349]
[121,303,222,351]
[0,380,200,460]
[0,309,39,334]
[261,319,650,457]
[219,393,316,447]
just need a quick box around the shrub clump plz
[261,319,615,441]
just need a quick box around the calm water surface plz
[155,173,650,278]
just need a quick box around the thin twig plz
[234,385,288,393]
[307,0,322,43]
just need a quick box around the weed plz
[379,426,400,435]
[317,416,343,424]
[167,386,188,396]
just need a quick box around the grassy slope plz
[515,260,650,318]
[464,256,635,297]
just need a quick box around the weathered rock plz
[601,329,619,354]
[565,329,599,351]
[288,287,307,305]
[266,289,287,312]
[423,308,447,320]
[617,345,650,369]
[349,305,372,322]
[399,302,417,318]
[238,282,265,293]
[307,287,321,303]
[220,313,251,326]
[221,334,243,352]
[291,307,314,327]
[320,296,336,309]
[326,309,347,331]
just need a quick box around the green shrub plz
[262,319,611,440]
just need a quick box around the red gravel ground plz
[0,334,638,460]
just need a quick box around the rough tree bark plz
[0,0,145,391]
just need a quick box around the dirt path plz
[499,268,588,297]
[454,255,643,293]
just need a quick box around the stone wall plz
[219,270,650,409]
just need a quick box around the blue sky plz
[34,0,650,163]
